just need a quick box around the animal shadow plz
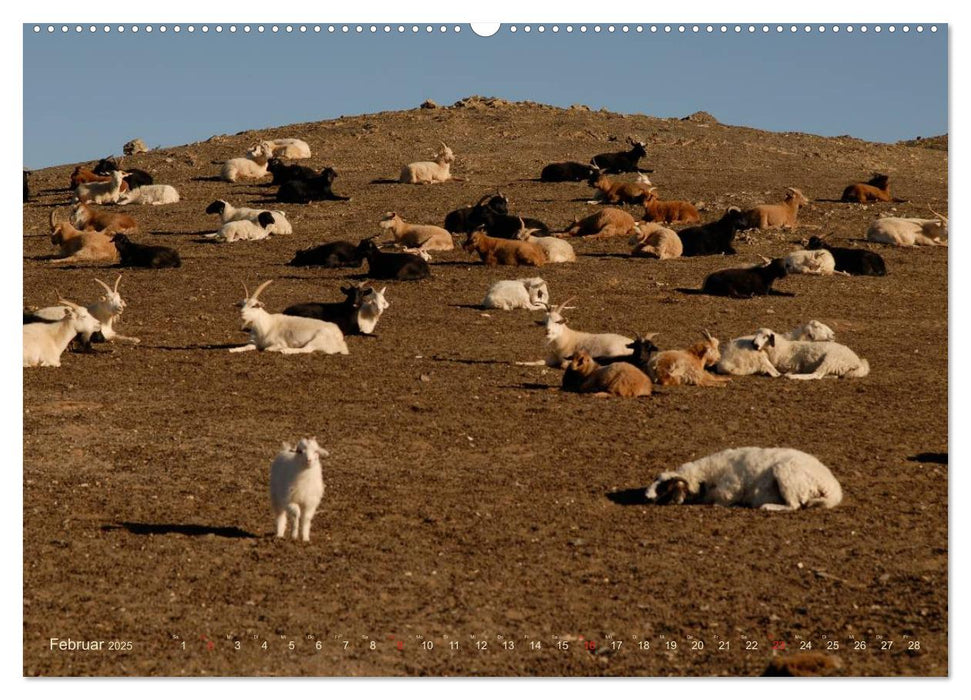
[102,522,258,539]
[606,488,651,506]
[908,452,947,465]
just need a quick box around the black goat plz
[357,239,430,281]
[267,158,318,186]
[806,236,887,276]
[283,283,385,336]
[591,138,651,174]
[111,233,181,269]
[478,207,550,240]
[444,193,509,233]
[595,336,660,372]
[276,168,350,203]
[701,258,790,298]
[93,157,153,189]
[677,207,747,256]
[288,241,363,268]
[540,161,599,182]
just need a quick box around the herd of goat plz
[23,131,948,540]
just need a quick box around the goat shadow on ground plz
[606,488,651,506]
[675,288,796,298]
[580,252,634,260]
[499,382,558,392]
[431,355,515,366]
[102,522,258,539]
[448,304,486,310]
[369,178,401,185]
[149,342,246,351]
[908,452,947,465]
[190,176,225,183]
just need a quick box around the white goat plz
[270,437,327,541]
[752,327,869,380]
[645,447,843,511]
[207,212,277,243]
[515,220,576,263]
[356,286,390,335]
[519,298,633,368]
[716,321,835,377]
[379,212,454,250]
[222,141,274,183]
[117,184,180,206]
[629,222,682,259]
[26,275,139,345]
[254,138,312,160]
[482,278,549,311]
[400,143,455,184]
[229,281,349,355]
[783,249,838,275]
[24,300,102,367]
[205,200,293,236]
[75,170,127,205]
[866,213,948,247]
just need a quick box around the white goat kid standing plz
[230,281,349,355]
[23,300,102,367]
[752,327,869,380]
[645,447,843,511]
[270,438,327,541]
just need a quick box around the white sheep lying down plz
[482,278,549,311]
[522,234,576,263]
[208,200,293,236]
[117,185,180,205]
[270,437,327,541]
[258,138,312,160]
[645,447,843,510]
[716,320,835,377]
[752,327,869,380]
[866,217,948,247]
[783,249,837,275]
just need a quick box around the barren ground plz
[23,99,948,676]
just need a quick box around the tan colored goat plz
[647,331,731,387]
[48,211,118,264]
[379,212,454,251]
[742,187,809,230]
[559,207,638,239]
[463,231,545,266]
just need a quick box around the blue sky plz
[22,24,947,169]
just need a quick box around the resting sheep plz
[117,184,180,206]
[715,321,835,377]
[647,330,730,387]
[866,214,948,247]
[481,278,549,311]
[645,447,843,510]
[559,208,638,240]
[205,200,293,236]
[806,236,887,276]
[752,328,869,380]
[206,212,277,243]
[742,188,810,230]
[256,138,312,160]
[562,350,653,397]
[629,223,682,259]
[700,257,789,298]
[400,143,455,184]
[379,212,454,251]
[783,249,838,275]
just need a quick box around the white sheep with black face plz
[481,278,549,311]
[752,327,869,380]
[645,447,842,511]
[715,321,835,377]
[270,438,328,541]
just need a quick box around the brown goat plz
[647,331,731,387]
[71,201,138,234]
[48,210,118,264]
[640,189,701,224]
[742,187,809,230]
[463,231,545,266]
[559,207,638,239]
[563,350,653,397]
[70,166,129,192]
[588,171,654,205]
[841,173,905,203]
